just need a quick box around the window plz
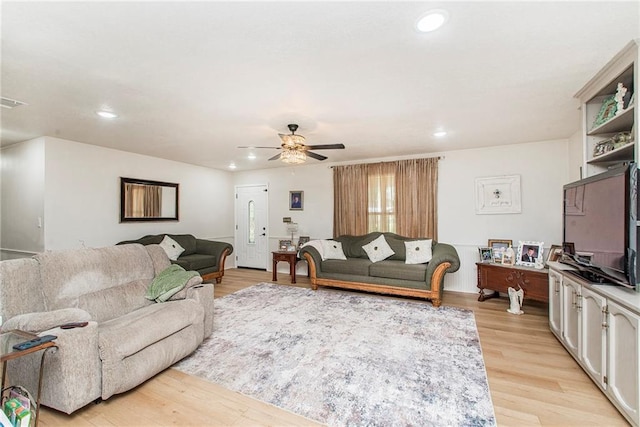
[333,157,439,238]
[248,200,256,244]
[368,171,395,233]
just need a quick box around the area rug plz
[174,283,496,426]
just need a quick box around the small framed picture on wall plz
[290,191,303,210]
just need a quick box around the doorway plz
[235,185,269,269]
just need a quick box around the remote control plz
[13,335,57,351]
[60,322,88,329]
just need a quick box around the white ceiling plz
[1,1,639,171]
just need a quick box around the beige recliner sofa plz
[0,243,213,414]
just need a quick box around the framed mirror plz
[120,177,179,222]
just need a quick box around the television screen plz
[564,172,626,272]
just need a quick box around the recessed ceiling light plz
[96,110,118,119]
[229,163,237,169]
[433,130,447,137]
[248,153,256,160]
[416,9,449,33]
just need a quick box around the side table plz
[1,330,57,427]
[476,262,549,303]
[272,251,299,284]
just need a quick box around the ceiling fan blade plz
[268,153,282,161]
[237,146,281,149]
[306,151,328,161]
[304,143,345,150]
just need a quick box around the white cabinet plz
[608,300,640,425]
[575,40,638,178]
[549,265,640,426]
[580,286,607,389]
[548,269,562,337]
[561,276,581,358]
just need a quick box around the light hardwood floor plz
[39,268,628,426]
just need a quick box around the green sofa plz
[299,232,460,307]
[117,234,233,283]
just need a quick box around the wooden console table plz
[476,262,549,303]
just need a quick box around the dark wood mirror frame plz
[120,177,179,222]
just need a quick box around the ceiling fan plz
[238,124,345,164]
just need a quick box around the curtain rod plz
[329,155,444,168]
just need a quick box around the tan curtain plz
[334,157,438,238]
[395,157,438,239]
[124,183,162,217]
[333,164,368,237]
[367,162,396,233]
[143,185,162,217]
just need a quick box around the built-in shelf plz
[587,142,634,164]
[576,39,638,178]
[588,106,635,136]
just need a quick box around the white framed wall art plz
[475,175,521,215]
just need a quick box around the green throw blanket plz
[146,265,199,303]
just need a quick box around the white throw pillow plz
[405,239,433,264]
[159,235,185,261]
[320,240,347,261]
[362,235,395,263]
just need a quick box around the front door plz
[235,185,269,269]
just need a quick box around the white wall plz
[234,138,570,293]
[438,139,569,293]
[43,137,234,250]
[0,138,45,256]
[567,129,584,182]
[233,163,334,260]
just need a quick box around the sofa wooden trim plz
[302,252,452,307]
[201,247,232,284]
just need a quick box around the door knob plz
[261,233,266,236]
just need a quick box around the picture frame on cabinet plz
[488,239,512,263]
[516,241,544,267]
[563,241,575,255]
[546,244,563,264]
[478,247,493,263]
[501,248,516,265]
[591,95,618,129]
[279,240,292,251]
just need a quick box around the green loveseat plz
[117,234,233,283]
[299,232,460,307]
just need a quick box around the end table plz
[1,330,57,427]
[272,251,299,284]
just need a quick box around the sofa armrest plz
[424,243,460,305]
[185,282,214,338]
[300,246,323,287]
[1,308,92,334]
[195,239,233,257]
[166,275,204,301]
[7,321,102,414]
[195,240,233,271]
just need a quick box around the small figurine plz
[615,83,628,114]
[507,286,524,315]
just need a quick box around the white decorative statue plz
[507,286,524,315]
[615,83,627,114]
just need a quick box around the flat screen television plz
[562,163,638,289]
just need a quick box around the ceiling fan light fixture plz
[281,148,306,164]
[279,133,305,147]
